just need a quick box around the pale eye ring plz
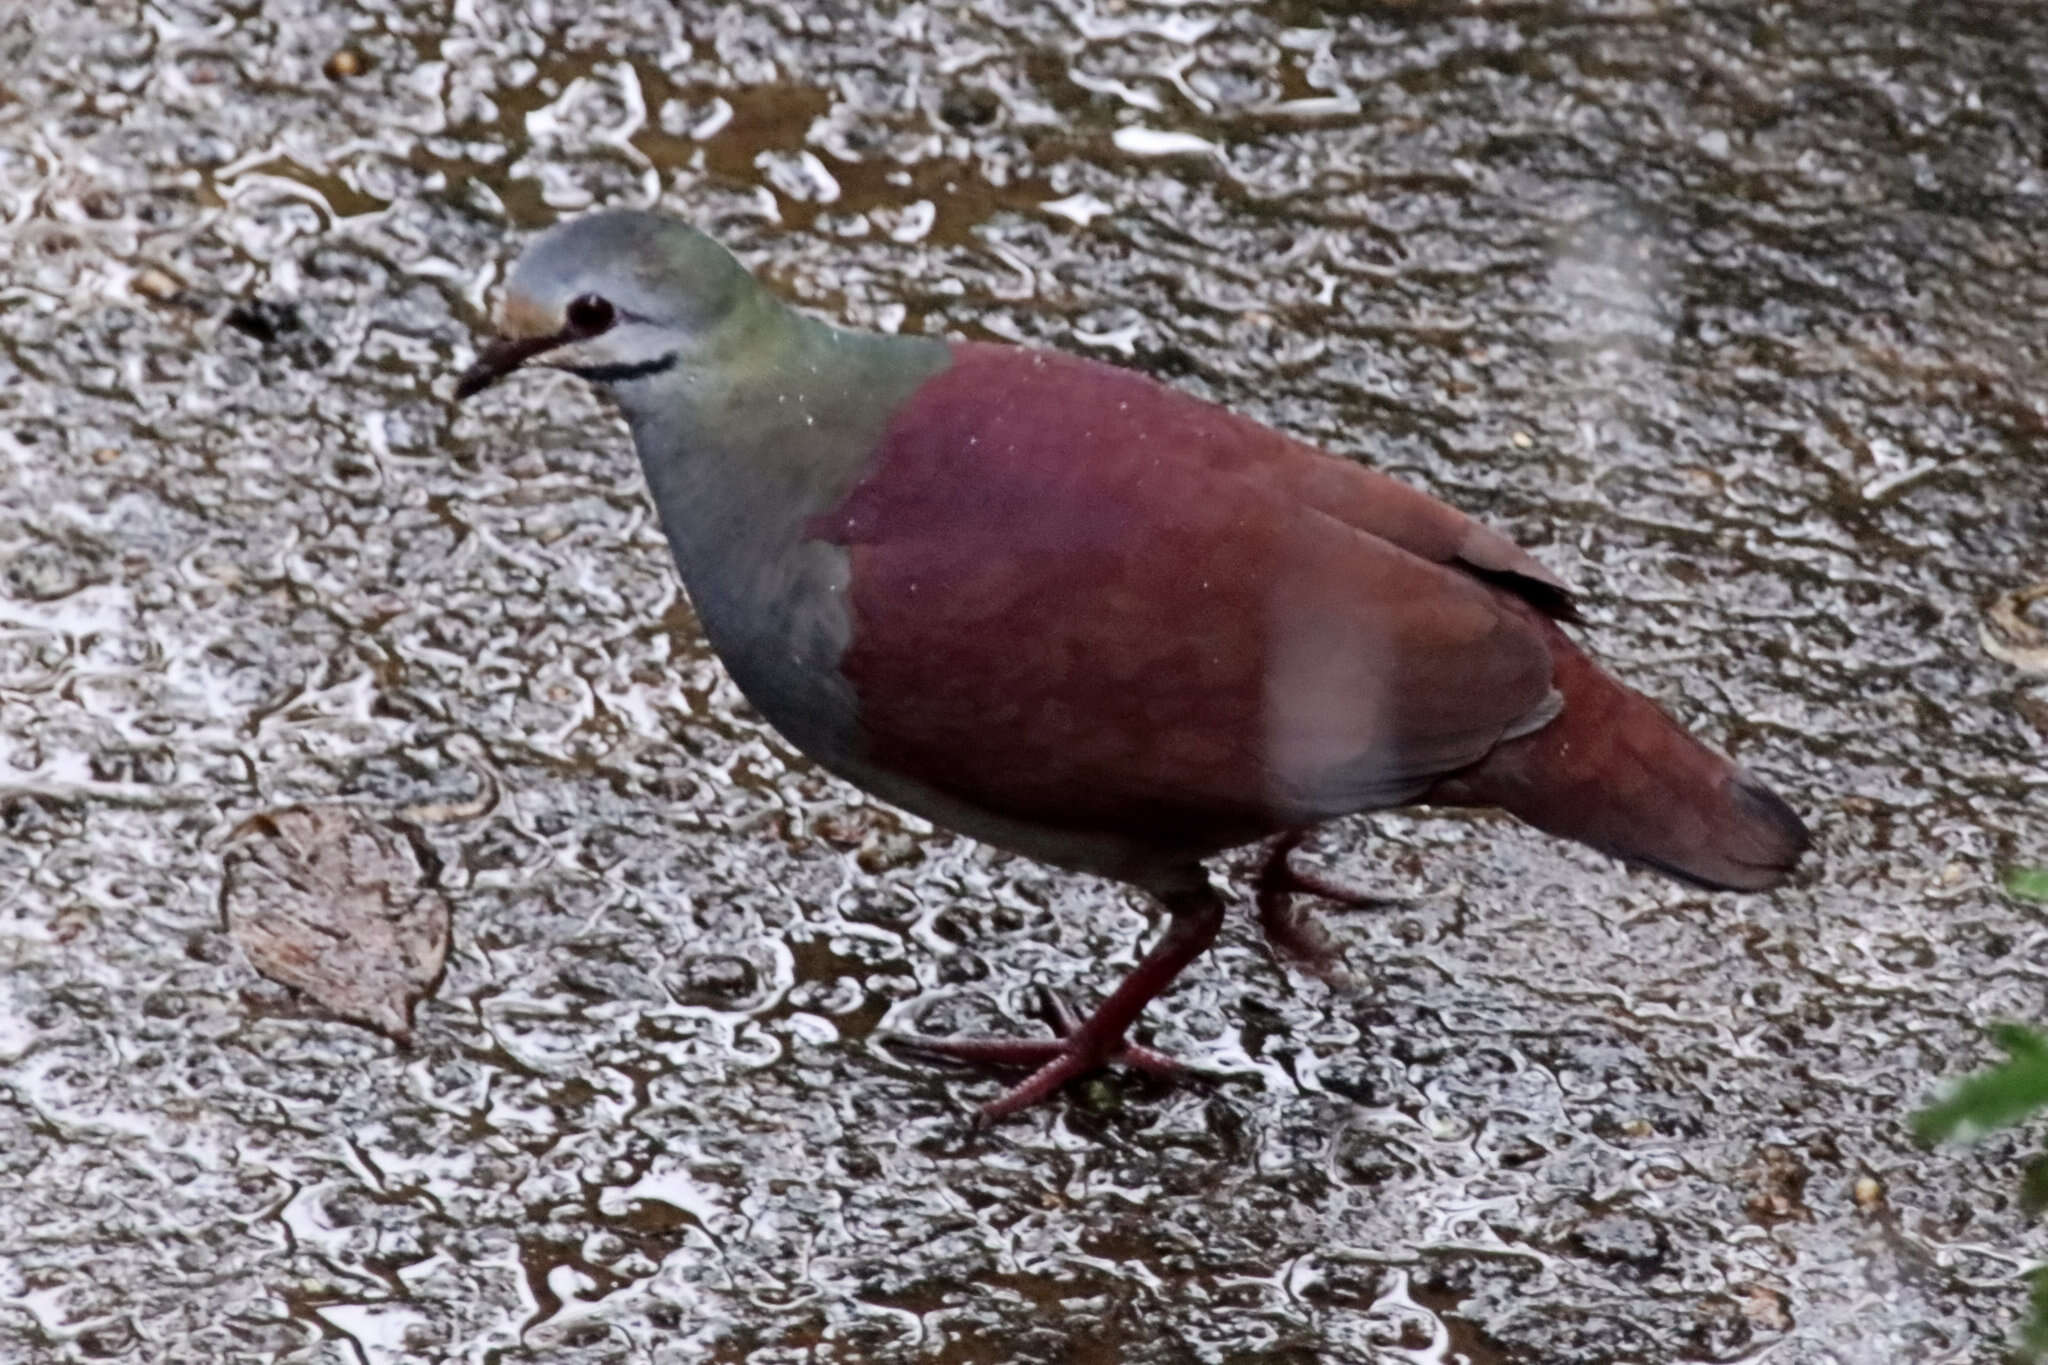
[566,292,615,335]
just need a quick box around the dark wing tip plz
[1637,774,1812,893]
[1457,561,1583,623]
[1730,773,1813,869]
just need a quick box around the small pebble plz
[1511,430,1533,449]
[132,267,181,301]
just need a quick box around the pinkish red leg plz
[1038,988,1183,1076]
[1254,831,1402,987]
[888,883,1224,1123]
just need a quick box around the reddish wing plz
[814,344,1561,846]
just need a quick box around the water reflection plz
[1,1,2043,1361]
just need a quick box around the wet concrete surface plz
[4,1,2048,1361]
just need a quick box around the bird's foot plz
[887,889,1225,1123]
[888,987,1190,1123]
[1254,832,1406,988]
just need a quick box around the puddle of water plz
[3,2,2046,1363]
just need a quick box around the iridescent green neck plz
[612,287,950,586]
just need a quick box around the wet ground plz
[5,1,2048,1361]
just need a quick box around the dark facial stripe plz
[560,352,679,386]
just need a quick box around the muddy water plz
[4,2,2046,1362]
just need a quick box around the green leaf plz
[2020,1155,2048,1217]
[2008,868,2048,904]
[1913,1024,2048,1145]
[2018,1266,2048,1361]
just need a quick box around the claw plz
[882,888,1224,1121]
[1254,831,1404,987]
[885,1001,1193,1121]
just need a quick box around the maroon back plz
[810,344,1560,849]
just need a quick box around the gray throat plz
[609,298,950,765]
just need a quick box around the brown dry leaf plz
[221,806,449,1041]
[1982,582,2048,674]
[1739,1143,1813,1227]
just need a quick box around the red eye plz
[566,293,615,335]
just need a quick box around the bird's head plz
[456,210,755,400]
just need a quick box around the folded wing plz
[815,343,1563,848]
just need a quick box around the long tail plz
[1425,616,1810,891]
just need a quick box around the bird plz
[456,209,1810,1123]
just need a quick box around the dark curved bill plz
[455,332,566,399]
